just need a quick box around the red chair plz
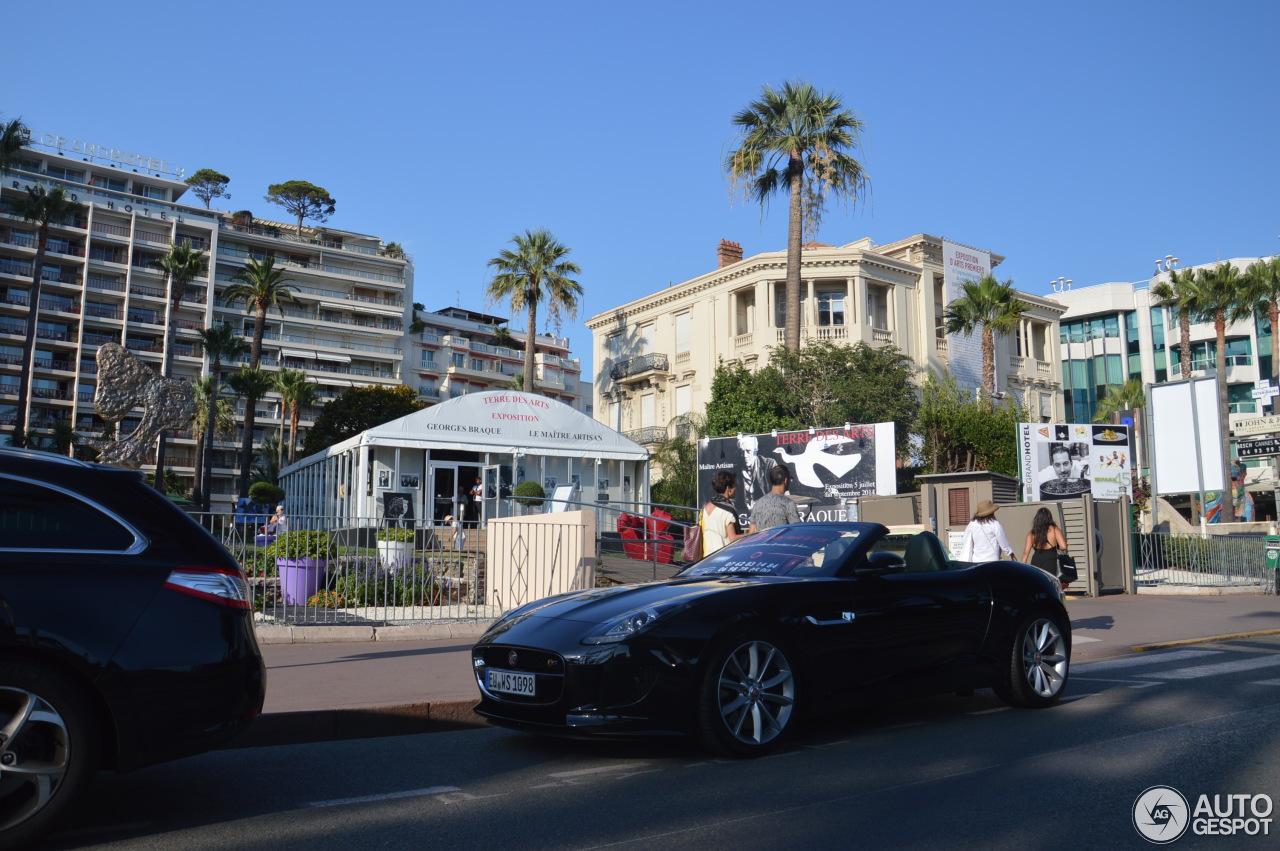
[617,513,646,560]
[648,509,675,564]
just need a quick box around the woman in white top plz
[957,499,1014,562]
[701,471,744,556]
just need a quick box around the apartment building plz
[407,306,588,413]
[586,234,1065,447]
[0,130,412,507]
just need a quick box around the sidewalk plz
[225,593,1280,749]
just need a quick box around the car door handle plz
[805,613,855,626]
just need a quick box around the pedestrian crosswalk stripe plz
[1076,649,1221,673]
[1146,654,1280,680]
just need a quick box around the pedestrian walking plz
[1022,507,1070,589]
[701,471,743,555]
[748,464,801,533]
[957,499,1014,562]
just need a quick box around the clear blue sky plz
[11,0,1278,379]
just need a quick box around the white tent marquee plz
[280,391,650,525]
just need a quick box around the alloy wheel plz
[716,639,796,746]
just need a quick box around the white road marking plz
[1145,654,1280,680]
[968,707,1011,715]
[306,786,460,808]
[548,764,649,778]
[1076,649,1222,673]
[1073,636,1101,643]
[1253,679,1280,686]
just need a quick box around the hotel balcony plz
[610,353,669,385]
[623,426,668,446]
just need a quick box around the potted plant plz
[376,525,416,570]
[513,480,545,513]
[267,530,333,605]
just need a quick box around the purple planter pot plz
[277,557,326,605]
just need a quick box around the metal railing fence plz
[191,511,499,626]
[1132,531,1271,591]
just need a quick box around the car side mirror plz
[862,551,907,574]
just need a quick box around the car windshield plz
[680,527,865,578]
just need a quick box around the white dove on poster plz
[776,436,863,487]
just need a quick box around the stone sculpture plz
[88,342,194,469]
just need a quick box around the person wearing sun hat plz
[444,514,465,551]
[957,498,1014,562]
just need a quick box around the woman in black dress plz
[1022,507,1069,589]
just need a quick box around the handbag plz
[1057,553,1078,584]
[681,514,703,562]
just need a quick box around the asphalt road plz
[46,637,1280,850]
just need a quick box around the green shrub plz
[376,526,416,542]
[267,530,334,561]
[334,566,442,606]
[249,481,284,505]
[513,480,546,506]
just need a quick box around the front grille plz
[476,644,565,704]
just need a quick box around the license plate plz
[487,668,535,696]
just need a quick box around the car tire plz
[994,611,1070,708]
[695,632,798,758]
[0,662,100,849]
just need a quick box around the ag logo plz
[1133,785,1190,843]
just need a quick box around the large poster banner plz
[943,240,991,394]
[1019,422,1132,501]
[697,423,897,525]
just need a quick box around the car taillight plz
[164,566,253,610]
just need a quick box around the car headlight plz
[582,601,683,644]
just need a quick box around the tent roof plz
[285,390,649,473]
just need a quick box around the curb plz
[1130,627,1280,653]
[255,623,492,644]
[223,700,489,750]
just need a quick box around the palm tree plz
[942,274,1029,399]
[221,256,298,368]
[486,230,582,393]
[725,80,869,351]
[226,366,275,499]
[1092,379,1147,424]
[150,242,207,491]
[273,367,319,465]
[189,375,236,505]
[7,184,82,448]
[222,258,297,497]
[0,116,29,176]
[1244,255,1280,389]
[1194,262,1248,522]
[1151,267,1200,379]
[195,324,249,510]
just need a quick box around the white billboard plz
[1019,423,1133,501]
[942,240,991,394]
[1149,376,1224,496]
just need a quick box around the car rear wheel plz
[696,634,797,757]
[0,662,99,848]
[995,612,1070,708]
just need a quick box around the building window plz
[817,290,845,326]
[674,312,691,354]
[420,349,435,364]
[734,289,755,335]
[866,284,889,330]
[451,352,465,368]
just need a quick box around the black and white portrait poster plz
[382,492,415,527]
[696,423,897,524]
[1019,423,1131,501]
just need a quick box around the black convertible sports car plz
[473,522,1070,757]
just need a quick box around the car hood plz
[495,575,792,627]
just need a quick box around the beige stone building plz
[586,234,1066,449]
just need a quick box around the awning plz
[320,302,352,312]
[316,353,351,364]
[281,348,312,359]
[320,300,403,317]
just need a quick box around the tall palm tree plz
[1243,255,1280,390]
[221,256,298,368]
[189,375,236,505]
[1151,267,1200,379]
[195,324,249,510]
[486,229,582,393]
[1092,379,1147,424]
[942,274,1028,399]
[725,80,869,351]
[222,258,297,497]
[7,184,81,448]
[273,367,319,465]
[1194,262,1248,522]
[150,242,207,491]
[226,366,275,498]
[0,116,29,176]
